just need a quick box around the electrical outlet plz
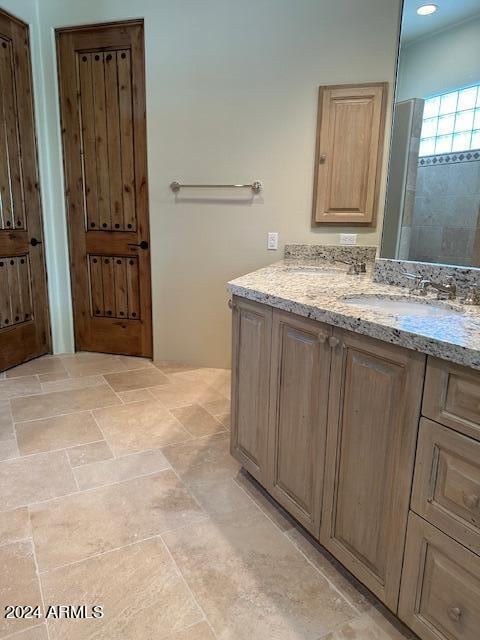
[340,233,357,246]
[267,232,279,250]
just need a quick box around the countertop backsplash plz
[284,244,377,263]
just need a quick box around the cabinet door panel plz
[230,297,272,482]
[321,329,425,610]
[268,311,331,535]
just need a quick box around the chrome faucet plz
[336,258,367,275]
[402,272,457,300]
[402,272,430,296]
[428,276,457,301]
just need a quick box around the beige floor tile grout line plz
[280,530,366,616]
[2,465,179,513]
[87,409,115,460]
[3,374,230,415]
[2,622,47,640]
[34,517,209,576]
[1,424,227,472]
[1,360,158,388]
[99,374,126,403]
[158,534,219,639]
[30,531,53,640]
[0,534,33,550]
[5,397,20,460]
[6,438,108,461]
[231,474,365,616]
[2,432,223,506]
[166,463,212,517]
[7,402,121,424]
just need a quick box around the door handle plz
[128,240,149,250]
[30,237,43,247]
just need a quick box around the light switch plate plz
[340,233,357,245]
[267,232,279,250]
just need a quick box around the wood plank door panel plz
[230,296,272,483]
[0,10,50,371]
[56,21,152,356]
[267,310,332,536]
[312,83,387,225]
[320,329,425,610]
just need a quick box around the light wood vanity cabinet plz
[230,298,480,639]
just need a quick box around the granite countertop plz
[228,258,480,370]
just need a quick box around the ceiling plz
[401,0,480,44]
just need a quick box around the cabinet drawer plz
[412,419,480,555]
[399,513,480,640]
[423,358,480,441]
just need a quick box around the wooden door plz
[399,512,480,640]
[312,83,387,225]
[56,21,152,356]
[0,10,50,371]
[230,296,272,483]
[320,329,425,610]
[267,311,332,535]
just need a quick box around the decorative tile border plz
[418,149,480,167]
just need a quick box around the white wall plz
[397,15,480,101]
[6,0,401,367]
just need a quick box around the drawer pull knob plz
[463,494,480,510]
[318,333,327,343]
[328,336,340,348]
[447,607,462,622]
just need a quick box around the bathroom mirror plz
[381,0,480,267]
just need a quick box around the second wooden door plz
[56,20,152,356]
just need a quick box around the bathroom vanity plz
[228,248,480,640]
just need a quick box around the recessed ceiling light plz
[417,4,438,15]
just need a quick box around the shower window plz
[419,84,480,156]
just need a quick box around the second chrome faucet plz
[402,272,457,300]
[402,272,480,305]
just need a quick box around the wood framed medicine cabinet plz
[312,82,388,226]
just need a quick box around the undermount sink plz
[285,266,343,275]
[341,294,463,318]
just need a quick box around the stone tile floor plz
[0,352,415,640]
